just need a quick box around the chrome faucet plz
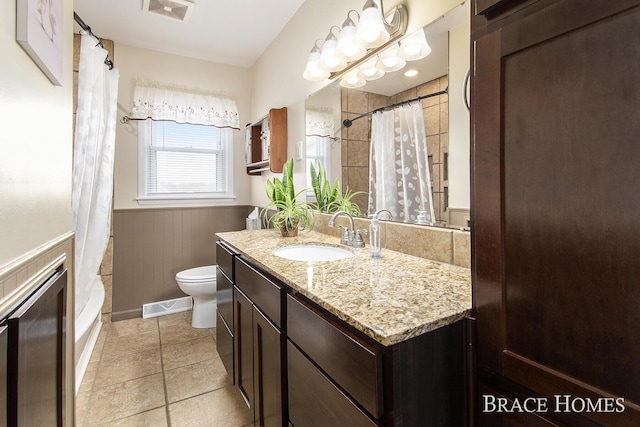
[328,211,366,248]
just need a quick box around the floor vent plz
[142,0,195,22]
[142,296,193,319]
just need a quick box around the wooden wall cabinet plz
[245,107,287,175]
[3,268,67,427]
[471,0,640,425]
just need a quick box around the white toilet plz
[175,265,217,328]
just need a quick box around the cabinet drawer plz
[235,257,283,328]
[216,241,235,281]
[216,311,233,378]
[216,268,233,329]
[288,341,377,427]
[287,295,382,418]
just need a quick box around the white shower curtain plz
[368,101,435,223]
[72,33,119,317]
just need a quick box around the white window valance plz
[305,106,335,137]
[129,80,240,129]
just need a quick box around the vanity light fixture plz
[404,69,419,77]
[320,27,348,72]
[355,0,391,48]
[339,68,367,88]
[376,42,406,72]
[303,0,409,87]
[398,28,432,61]
[303,39,331,81]
[335,11,366,62]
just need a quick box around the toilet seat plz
[176,265,217,282]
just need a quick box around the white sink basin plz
[272,244,353,262]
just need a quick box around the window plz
[138,119,234,203]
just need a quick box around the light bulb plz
[399,29,432,61]
[303,43,330,81]
[319,27,347,72]
[336,15,366,61]
[355,1,390,48]
[376,43,406,72]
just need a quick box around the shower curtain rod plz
[342,87,448,128]
[73,12,114,70]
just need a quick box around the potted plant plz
[328,187,367,217]
[262,158,314,237]
[309,162,340,213]
[310,162,366,216]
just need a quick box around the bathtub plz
[74,276,105,394]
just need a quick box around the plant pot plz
[279,218,299,237]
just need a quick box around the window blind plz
[145,120,228,195]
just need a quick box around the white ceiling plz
[73,0,307,68]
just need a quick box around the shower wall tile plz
[347,139,369,167]
[369,92,388,111]
[102,274,113,315]
[440,101,449,134]
[347,89,368,114]
[425,104,440,136]
[101,237,113,275]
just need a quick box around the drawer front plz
[216,241,235,281]
[216,311,234,378]
[288,341,378,427]
[216,268,233,329]
[287,295,382,418]
[235,257,282,328]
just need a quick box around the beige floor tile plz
[102,329,160,359]
[159,311,213,346]
[104,316,159,339]
[78,366,98,395]
[95,407,168,427]
[168,386,253,427]
[165,354,232,403]
[162,335,217,371]
[94,348,162,387]
[83,374,165,426]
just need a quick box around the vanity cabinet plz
[245,107,287,175]
[471,0,640,424]
[233,256,286,427]
[287,295,381,427]
[216,242,236,377]
[287,293,466,427]
[218,237,467,426]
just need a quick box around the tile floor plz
[76,311,253,427]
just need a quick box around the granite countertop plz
[216,229,472,347]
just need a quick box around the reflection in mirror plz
[305,1,470,229]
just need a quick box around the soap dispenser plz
[369,209,392,259]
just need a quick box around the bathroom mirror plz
[305,1,470,229]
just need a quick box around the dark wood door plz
[253,307,284,427]
[471,0,640,425]
[233,287,254,412]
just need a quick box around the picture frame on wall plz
[16,0,64,86]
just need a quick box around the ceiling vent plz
[142,0,195,22]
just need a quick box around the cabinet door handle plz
[463,68,471,112]
[256,324,265,427]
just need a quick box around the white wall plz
[249,0,464,209]
[113,44,253,209]
[0,0,73,267]
[448,12,471,210]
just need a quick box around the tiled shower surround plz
[341,76,451,227]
